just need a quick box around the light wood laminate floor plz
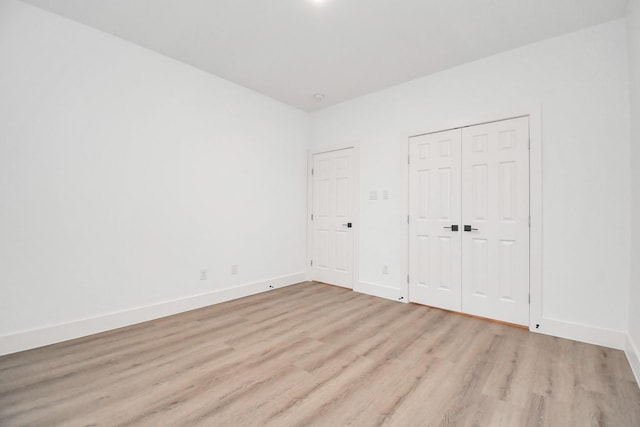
[1,282,639,426]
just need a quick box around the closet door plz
[409,129,462,311]
[461,117,530,325]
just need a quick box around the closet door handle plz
[443,225,459,232]
[464,225,478,232]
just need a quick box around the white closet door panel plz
[461,117,530,325]
[409,129,462,311]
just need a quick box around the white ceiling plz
[20,0,629,112]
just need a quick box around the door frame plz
[403,106,542,332]
[307,145,360,290]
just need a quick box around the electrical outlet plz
[200,269,208,280]
[231,264,238,275]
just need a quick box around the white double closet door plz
[409,117,530,326]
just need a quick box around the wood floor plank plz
[1,281,639,426]
[483,339,540,408]
[380,356,462,427]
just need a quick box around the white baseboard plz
[0,272,306,356]
[355,281,407,303]
[625,334,640,385]
[534,317,627,350]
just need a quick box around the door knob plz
[443,225,459,232]
[464,225,478,232]
[342,222,353,228]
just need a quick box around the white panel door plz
[409,129,462,311]
[311,149,355,288]
[461,117,530,325]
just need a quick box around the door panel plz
[311,149,354,288]
[461,117,530,325]
[409,116,530,326]
[409,129,462,311]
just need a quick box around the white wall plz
[310,20,631,344]
[627,0,640,380]
[0,0,308,352]
[0,0,634,356]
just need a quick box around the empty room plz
[1,0,640,425]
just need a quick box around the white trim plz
[0,272,306,356]
[528,106,543,333]
[403,106,543,331]
[400,132,411,303]
[537,317,627,349]
[307,144,360,290]
[625,334,640,385]
[306,151,313,280]
[403,107,540,140]
[353,148,360,290]
[355,281,407,303]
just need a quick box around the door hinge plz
[528,216,531,227]
[407,215,410,224]
[311,213,314,221]
[407,274,410,284]
[528,293,530,304]
[311,168,314,176]
[408,155,410,165]
[310,260,313,266]
[528,138,531,150]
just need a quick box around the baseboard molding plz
[355,281,406,303]
[535,317,627,350]
[0,272,306,356]
[356,285,627,351]
[625,334,640,385]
